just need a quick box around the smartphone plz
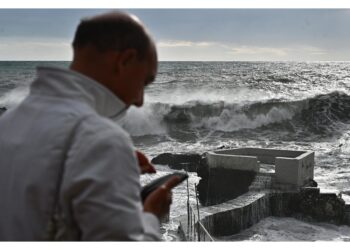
[141,172,189,202]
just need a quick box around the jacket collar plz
[31,66,127,119]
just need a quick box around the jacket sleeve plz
[61,118,161,241]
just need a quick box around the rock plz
[286,191,346,224]
[151,153,202,172]
[216,145,229,150]
[269,188,348,225]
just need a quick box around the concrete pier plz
[174,148,350,241]
[150,149,350,241]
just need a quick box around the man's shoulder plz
[77,114,131,145]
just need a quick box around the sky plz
[0,8,350,61]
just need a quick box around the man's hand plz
[136,150,156,174]
[143,176,181,220]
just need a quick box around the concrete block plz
[275,158,299,186]
[275,151,314,186]
[207,148,314,187]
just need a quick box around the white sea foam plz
[338,130,350,154]
[222,217,350,241]
[146,87,273,105]
[196,106,296,132]
[120,104,169,136]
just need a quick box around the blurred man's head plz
[70,11,157,107]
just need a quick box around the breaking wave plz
[122,91,350,136]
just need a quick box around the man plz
[0,11,180,241]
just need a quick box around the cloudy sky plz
[0,8,350,61]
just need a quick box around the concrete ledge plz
[206,151,259,172]
[201,192,271,236]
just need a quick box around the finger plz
[136,150,157,174]
[147,163,157,173]
[136,150,148,165]
[162,176,182,191]
[140,163,157,174]
[142,162,156,173]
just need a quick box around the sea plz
[1,61,350,241]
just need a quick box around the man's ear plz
[112,49,138,75]
[119,48,138,67]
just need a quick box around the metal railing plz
[186,179,214,241]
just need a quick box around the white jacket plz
[0,67,161,241]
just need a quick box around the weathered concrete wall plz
[206,151,259,172]
[213,148,304,164]
[345,204,350,225]
[197,167,257,206]
[201,194,271,236]
[298,152,315,185]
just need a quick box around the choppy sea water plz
[1,61,350,241]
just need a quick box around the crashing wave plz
[121,91,350,136]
